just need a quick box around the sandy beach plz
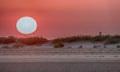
[0,42,120,62]
[0,62,120,72]
[0,35,120,72]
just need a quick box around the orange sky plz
[0,0,120,39]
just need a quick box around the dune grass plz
[0,35,119,46]
[18,37,48,45]
[0,36,48,45]
[0,36,16,44]
[52,35,120,44]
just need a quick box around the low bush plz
[105,38,120,44]
[13,43,24,48]
[0,36,16,44]
[18,37,48,45]
[104,35,120,44]
[52,35,115,43]
[52,35,92,43]
[91,35,110,42]
[93,45,101,48]
[117,45,120,48]
[53,42,64,48]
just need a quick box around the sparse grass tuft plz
[99,55,104,57]
[118,50,120,51]
[93,45,97,48]
[114,55,118,57]
[79,45,83,48]
[103,45,106,48]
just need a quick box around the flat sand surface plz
[0,62,120,72]
[0,54,120,62]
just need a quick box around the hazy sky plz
[0,0,120,39]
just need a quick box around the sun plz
[16,16,37,34]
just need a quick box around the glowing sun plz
[16,16,37,34]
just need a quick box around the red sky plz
[0,0,120,39]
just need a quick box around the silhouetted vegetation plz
[0,36,16,44]
[91,35,110,42]
[52,35,120,44]
[52,36,92,43]
[104,35,120,44]
[18,37,48,45]
[0,35,119,46]
[0,36,48,45]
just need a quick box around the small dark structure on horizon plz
[99,32,102,36]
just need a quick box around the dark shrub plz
[53,42,64,48]
[13,43,24,48]
[117,45,120,48]
[0,37,5,44]
[93,45,101,48]
[105,38,120,44]
[106,35,120,44]
[52,35,92,43]
[18,37,48,45]
[0,36,16,44]
[52,35,120,44]
[91,35,110,42]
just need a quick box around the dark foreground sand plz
[0,62,120,72]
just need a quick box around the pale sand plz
[0,54,120,62]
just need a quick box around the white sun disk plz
[16,17,37,34]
